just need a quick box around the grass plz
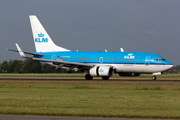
[0,80,180,118]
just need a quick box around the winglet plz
[15,43,28,58]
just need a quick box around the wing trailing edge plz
[7,43,43,58]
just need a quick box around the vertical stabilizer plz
[29,15,70,52]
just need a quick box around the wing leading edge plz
[7,43,43,58]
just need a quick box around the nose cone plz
[167,64,173,69]
[165,61,173,71]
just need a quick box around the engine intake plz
[89,66,114,77]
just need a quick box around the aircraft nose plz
[166,64,173,70]
[164,61,173,70]
[169,64,173,69]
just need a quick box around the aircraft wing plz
[7,49,43,57]
[7,43,43,58]
[33,58,94,71]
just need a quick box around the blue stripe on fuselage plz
[33,51,173,65]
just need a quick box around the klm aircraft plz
[8,15,173,80]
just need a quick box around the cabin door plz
[99,57,104,63]
[145,56,150,65]
[52,54,57,60]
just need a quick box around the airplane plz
[7,15,173,80]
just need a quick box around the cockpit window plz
[156,58,166,61]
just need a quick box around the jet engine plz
[89,66,114,77]
[118,72,140,77]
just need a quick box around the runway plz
[0,115,175,120]
[0,78,180,82]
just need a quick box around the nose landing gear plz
[152,76,156,80]
[152,72,162,80]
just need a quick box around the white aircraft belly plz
[96,64,173,73]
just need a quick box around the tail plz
[29,15,70,52]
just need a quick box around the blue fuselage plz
[34,51,172,66]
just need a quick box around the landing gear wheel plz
[85,74,93,80]
[152,76,156,80]
[102,76,109,80]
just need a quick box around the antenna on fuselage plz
[105,49,107,52]
[120,48,124,52]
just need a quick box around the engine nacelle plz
[118,72,140,77]
[89,66,114,77]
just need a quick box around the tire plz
[152,76,156,80]
[85,74,93,80]
[102,76,109,80]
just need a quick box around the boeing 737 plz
[8,15,173,80]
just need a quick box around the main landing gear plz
[102,76,109,80]
[85,74,110,80]
[85,74,93,80]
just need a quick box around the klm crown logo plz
[38,32,44,37]
[35,32,48,43]
[99,69,104,72]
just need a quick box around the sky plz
[0,0,180,65]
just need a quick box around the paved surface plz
[0,78,180,82]
[0,115,175,120]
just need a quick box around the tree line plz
[0,58,66,73]
[0,58,178,74]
